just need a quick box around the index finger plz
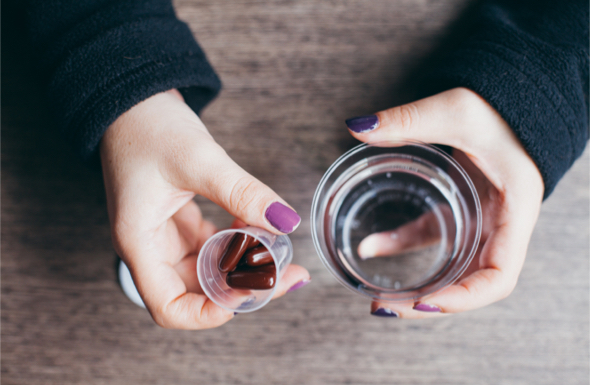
[371,211,532,319]
[131,255,234,329]
[413,221,526,314]
[122,210,234,329]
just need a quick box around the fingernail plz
[371,308,399,317]
[287,279,311,293]
[233,312,238,316]
[265,202,301,233]
[239,297,255,309]
[413,303,441,312]
[345,115,379,133]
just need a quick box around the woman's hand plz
[345,88,544,318]
[100,90,310,329]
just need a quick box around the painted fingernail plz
[233,312,238,316]
[345,115,379,133]
[287,279,311,293]
[413,303,441,312]
[371,308,399,317]
[265,202,301,233]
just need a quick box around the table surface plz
[2,1,589,384]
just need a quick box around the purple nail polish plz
[287,279,311,293]
[371,308,399,317]
[239,297,255,308]
[265,202,301,233]
[345,115,379,133]
[233,312,238,316]
[413,303,441,312]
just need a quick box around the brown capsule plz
[218,233,255,273]
[226,264,276,290]
[240,245,273,267]
[247,237,261,249]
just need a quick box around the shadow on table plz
[2,1,115,284]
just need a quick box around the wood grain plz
[2,1,588,384]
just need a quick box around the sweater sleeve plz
[27,0,221,159]
[421,0,589,198]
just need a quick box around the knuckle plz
[498,277,518,300]
[111,220,133,257]
[486,268,517,301]
[448,87,474,104]
[152,303,178,329]
[448,87,487,123]
[152,316,170,329]
[151,309,170,328]
[384,103,419,132]
[227,176,265,214]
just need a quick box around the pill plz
[240,245,273,267]
[226,264,276,290]
[218,233,255,273]
[247,237,261,249]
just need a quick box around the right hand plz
[346,88,544,318]
[100,90,310,329]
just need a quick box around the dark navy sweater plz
[28,0,589,198]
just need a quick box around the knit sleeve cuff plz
[422,42,588,198]
[46,17,221,159]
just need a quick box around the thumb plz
[345,88,498,153]
[176,142,301,235]
[344,88,538,196]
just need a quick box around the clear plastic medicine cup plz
[311,140,482,303]
[197,226,293,313]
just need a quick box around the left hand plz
[345,88,544,318]
[100,90,309,329]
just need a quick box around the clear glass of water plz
[311,140,482,302]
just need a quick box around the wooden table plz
[2,1,588,384]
